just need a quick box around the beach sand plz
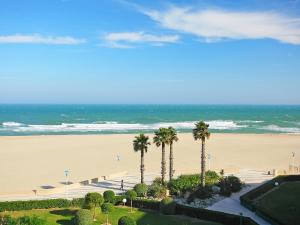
[1,133,299,194]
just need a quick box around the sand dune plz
[1,133,299,194]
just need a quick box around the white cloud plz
[143,6,300,44]
[103,31,179,48]
[0,34,86,45]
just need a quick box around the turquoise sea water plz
[0,104,300,135]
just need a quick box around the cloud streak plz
[143,6,300,44]
[0,34,86,45]
[103,31,179,48]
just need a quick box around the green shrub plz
[0,199,72,212]
[159,197,176,215]
[205,171,221,186]
[133,183,148,197]
[74,209,93,225]
[168,171,220,196]
[219,176,242,197]
[83,192,104,220]
[18,216,46,225]
[226,176,242,192]
[0,215,46,225]
[168,174,199,196]
[194,186,213,199]
[118,216,136,225]
[153,177,163,185]
[101,203,114,214]
[147,183,167,198]
[83,192,104,210]
[103,190,115,203]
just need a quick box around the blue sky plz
[0,0,300,104]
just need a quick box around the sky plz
[0,0,300,104]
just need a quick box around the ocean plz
[0,104,300,136]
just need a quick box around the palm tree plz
[167,127,178,180]
[133,134,151,184]
[193,121,211,187]
[153,128,169,185]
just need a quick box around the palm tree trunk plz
[161,143,166,185]
[169,142,174,180]
[141,149,145,184]
[201,140,206,187]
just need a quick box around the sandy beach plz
[1,133,299,194]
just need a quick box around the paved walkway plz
[0,173,159,202]
[207,169,273,225]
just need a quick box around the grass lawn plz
[255,181,300,225]
[0,206,223,225]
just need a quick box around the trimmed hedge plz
[240,175,300,225]
[176,204,259,225]
[160,197,176,215]
[240,175,300,211]
[126,199,160,211]
[0,198,84,212]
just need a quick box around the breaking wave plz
[260,125,300,133]
[1,120,247,133]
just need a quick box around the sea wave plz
[2,122,23,127]
[1,120,246,133]
[260,125,300,133]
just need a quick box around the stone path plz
[207,169,273,225]
[0,173,159,202]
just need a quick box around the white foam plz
[2,122,23,127]
[9,120,246,133]
[261,125,300,133]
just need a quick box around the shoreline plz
[1,133,299,194]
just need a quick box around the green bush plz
[118,216,136,225]
[205,171,221,186]
[0,199,76,212]
[168,171,220,196]
[74,209,93,225]
[83,192,104,210]
[219,176,242,197]
[101,203,114,214]
[226,176,242,192]
[152,177,163,185]
[103,190,115,203]
[159,197,176,215]
[0,215,46,225]
[147,183,167,198]
[133,183,148,197]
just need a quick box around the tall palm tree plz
[153,128,169,185]
[133,134,151,184]
[193,121,211,187]
[167,127,178,180]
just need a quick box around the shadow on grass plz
[56,219,73,225]
[50,209,77,225]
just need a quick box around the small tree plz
[103,190,115,203]
[126,190,137,212]
[133,183,148,198]
[101,203,114,225]
[74,209,93,225]
[84,192,104,220]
